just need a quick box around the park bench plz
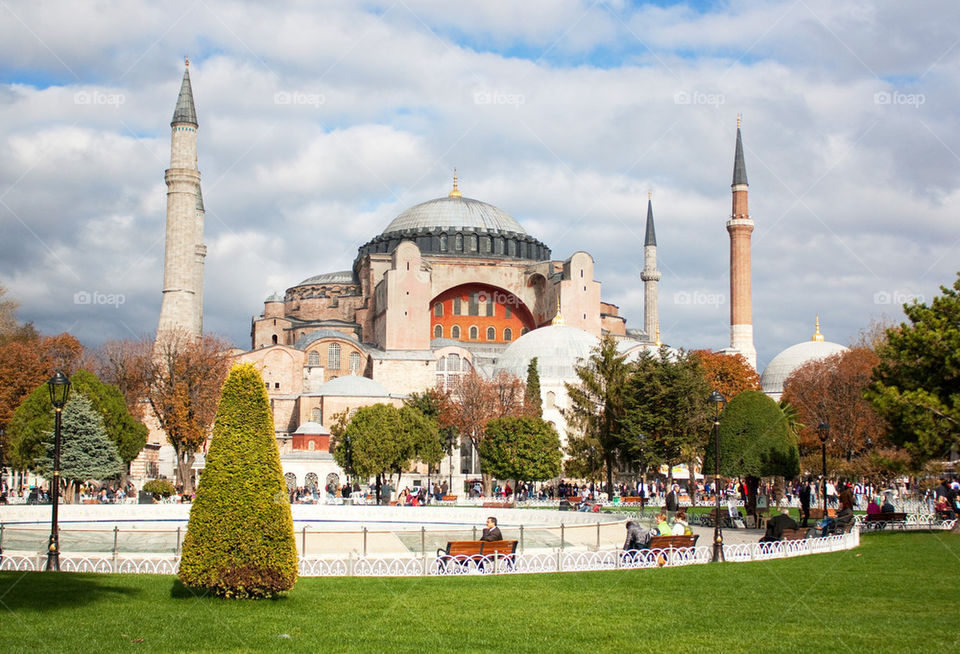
[482,501,515,509]
[621,497,645,505]
[864,512,907,530]
[440,495,458,504]
[436,540,517,573]
[808,508,836,520]
[781,528,809,541]
[635,534,699,566]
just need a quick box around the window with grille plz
[328,343,341,370]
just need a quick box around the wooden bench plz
[648,534,699,550]
[440,495,458,503]
[781,528,809,541]
[482,501,515,509]
[808,508,836,520]
[864,512,907,529]
[436,540,517,573]
[621,497,646,506]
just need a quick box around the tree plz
[690,350,761,400]
[867,272,960,465]
[0,333,83,469]
[178,363,298,599]
[479,416,561,490]
[564,334,629,496]
[93,338,152,418]
[622,348,712,487]
[783,348,890,479]
[331,403,442,504]
[524,357,542,417]
[33,393,123,502]
[405,388,457,476]
[703,390,800,516]
[7,369,146,472]
[439,369,528,495]
[146,329,230,493]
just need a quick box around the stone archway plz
[325,472,340,494]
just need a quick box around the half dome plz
[494,324,599,381]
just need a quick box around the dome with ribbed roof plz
[382,196,526,236]
[297,270,356,286]
[761,325,848,400]
[494,325,599,381]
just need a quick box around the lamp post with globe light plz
[709,390,726,563]
[46,371,71,571]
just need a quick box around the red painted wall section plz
[430,283,535,344]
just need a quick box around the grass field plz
[1,531,958,653]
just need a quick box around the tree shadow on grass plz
[0,571,141,612]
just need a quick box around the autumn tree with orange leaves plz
[145,330,231,493]
[439,369,529,495]
[781,348,901,481]
[690,350,760,401]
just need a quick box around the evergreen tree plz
[34,393,123,499]
[524,357,542,417]
[178,363,298,598]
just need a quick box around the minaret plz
[727,115,757,368]
[640,190,661,342]
[157,59,205,338]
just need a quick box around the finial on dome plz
[448,168,462,198]
[551,295,565,326]
[812,316,824,342]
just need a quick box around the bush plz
[177,363,298,598]
[143,479,176,498]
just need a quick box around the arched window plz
[434,303,443,317]
[448,354,460,371]
[545,391,556,408]
[469,326,478,340]
[521,327,529,336]
[284,472,297,492]
[453,297,462,315]
[503,328,513,341]
[451,325,461,339]
[328,343,341,370]
[312,408,322,422]
[272,334,278,344]
[468,234,478,252]
[486,326,495,341]
[308,351,320,366]
[308,440,316,451]
[440,234,448,251]
[349,352,362,373]
[455,234,463,251]
[433,324,442,339]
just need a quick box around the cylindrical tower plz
[726,116,757,368]
[640,191,661,342]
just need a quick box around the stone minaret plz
[640,191,661,342]
[157,59,205,338]
[727,115,757,368]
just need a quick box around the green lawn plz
[1,531,958,653]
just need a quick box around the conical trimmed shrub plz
[178,363,297,598]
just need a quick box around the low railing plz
[0,530,865,576]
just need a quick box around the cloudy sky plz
[1,0,957,371]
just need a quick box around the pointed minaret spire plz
[727,116,756,368]
[158,60,205,339]
[640,190,661,343]
[171,57,198,127]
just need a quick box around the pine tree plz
[525,357,542,417]
[34,393,124,495]
[178,363,298,598]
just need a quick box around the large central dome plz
[382,196,527,236]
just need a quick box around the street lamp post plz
[708,390,726,563]
[818,422,830,515]
[445,433,456,490]
[46,372,71,572]
[343,434,353,485]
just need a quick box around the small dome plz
[265,292,284,303]
[495,324,599,381]
[297,270,355,286]
[293,421,330,435]
[313,375,391,398]
[382,196,526,236]
[762,340,849,398]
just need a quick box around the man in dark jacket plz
[665,484,680,515]
[480,516,503,541]
[759,509,798,542]
[799,479,812,527]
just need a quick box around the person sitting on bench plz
[480,516,502,541]
[759,508,798,542]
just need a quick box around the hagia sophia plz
[138,62,848,491]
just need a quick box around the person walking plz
[799,478,812,528]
